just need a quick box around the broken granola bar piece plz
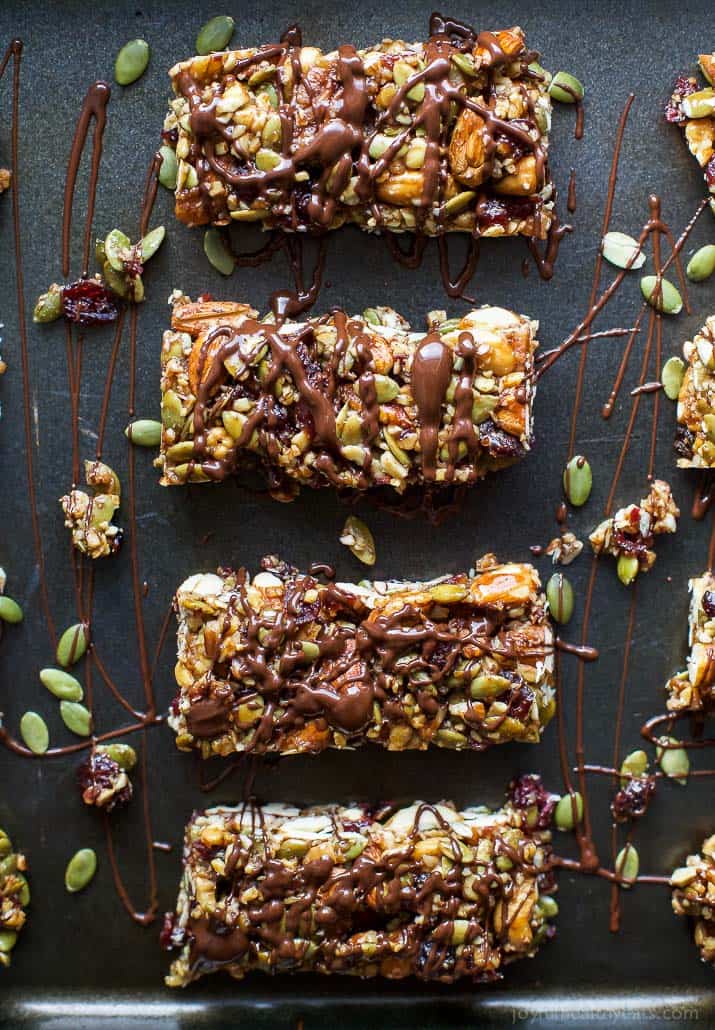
[60,460,123,559]
[671,834,715,967]
[0,828,28,969]
[589,480,679,575]
[666,60,715,215]
[665,570,715,714]
[675,316,715,467]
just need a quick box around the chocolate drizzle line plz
[0,72,171,926]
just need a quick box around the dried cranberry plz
[477,197,510,228]
[510,773,557,829]
[161,127,179,145]
[428,640,454,670]
[611,775,656,823]
[507,683,535,722]
[169,693,181,717]
[703,591,715,617]
[613,529,652,561]
[197,292,214,303]
[61,279,119,326]
[706,156,715,189]
[674,424,695,460]
[665,76,698,124]
[478,418,525,459]
[76,751,132,812]
[159,911,186,950]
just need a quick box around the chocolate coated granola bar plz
[157,297,538,495]
[675,316,715,467]
[169,554,555,757]
[666,56,715,214]
[163,20,555,238]
[163,788,557,987]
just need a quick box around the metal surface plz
[0,0,714,1025]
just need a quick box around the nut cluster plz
[671,834,715,966]
[0,828,29,969]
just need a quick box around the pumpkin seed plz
[443,190,476,217]
[682,88,715,119]
[103,261,129,299]
[528,62,550,83]
[56,622,90,667]
[537,895,559,918]
[299,640,320,661]
[114,39,150,86]
[554,792,583,831]
[438,318,461,334]
[429,583,468,603]
[32,283,63,323]
[374,374,400,403]
[383,429,410,467]
[0,830,12,858]
[620,749,648,785]
[339,515,376,566]
[615,844,639,886]
[203,228,235,276]
[686,244,715,283]
[640,275,683,314]
[60,701,92,737]
[362,308,381,326]
[661,356,685,400]
[158,146,178,191]
[125,419,162,447]
[656,736,690,784]
[472,394,498,424]
[546,573,574,624]
[104,229,131,272]
[0,596,23,624]
[20,711,49,755]
[470,673,510,699]
[562,455,592,506]
[601,231,645,270]
[15,873,29,906]
[451,53,477,78]
[261,113,282,147]
[705,414,715,442]
[139,225,165,262]
[548,71,585,104]
[617,554,639,586]
[255,148,281,172]
[65,848,97,893]
[40,668,83,702]
[97,743,137,771]
[161,390,183,431]
[0,930,17,953]
[196,15,235,56]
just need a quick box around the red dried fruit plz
[706,156,715,189]
[510,773,557,829]
[702,590,715,617]
[76,750,132,812]
[611,774,656,823]
[61,279,120,326]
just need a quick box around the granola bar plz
[0,828,28,968]
[671,834,715,966]
[666,56,715,215]
[59,460,123,560]
[665,570,715,714]
[163,786,557,987]
[163,21,555,238]
[169,554,555,758]
[588,480,679,573]
[157,298,538,495]
[675,316,715,467]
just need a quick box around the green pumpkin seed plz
[686,244,715,283]
[103,261,129,299]
[60,701,92,737]
[125,419,162,447]
[32,283,63,323]
[0,854,17,877]
[617,554,639,586]
[362,308,381,326]
[563,455,592,506]
[451,53,477,78]
[682,88,715,120]
[104,229,131,272]
[656,736,690,784]
[114,39,150,87]
[300,640,320,660]
[97,743,137,771]
[0,830,11,858]
[261,113,282,147]
[0,596,23,624]
[158,146,178,191]
[139,225,165,262]
[196,15,235,56]
[601,231,645,270]
[20,711,49,755]
[548,71,585,104]
[255,147,281,172]
[374,374,400,403]
[640,275,683,314]
[472,394,498,424]
[661,356,685,400]
[615,844,639,886]
[340,515,376,566]
[470,673,510,699]
[443,190,476,217]
[537,895,559,918]
[528,62,550,83]
[15,873,30,906]
[56,623,90,668]
[40,668,83,702]
[620,749,648,785]
[546,573,574,624]
[0,930,17,953]
[554,792,583,831]
[438,318,461,334]
[161,390,184,431]
[203,228,235,276]
[65,848,97,893]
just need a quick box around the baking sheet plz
[0,0,714,1025]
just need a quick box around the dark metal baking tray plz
[1,0,714,1025]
